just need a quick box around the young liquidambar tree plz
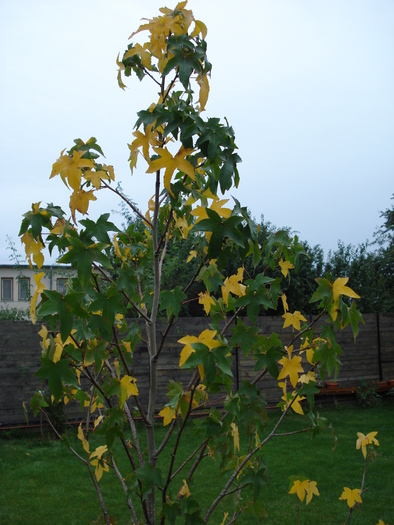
[20,3,363,524]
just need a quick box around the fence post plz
[377,312,383,381]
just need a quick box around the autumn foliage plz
[18,3,379,524]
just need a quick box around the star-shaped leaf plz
[277,354,304,388]
[356,431,379,459]
[282,311,307,331]
[279,259,294,277]
[146,146,195,191]
[339,487,362,508]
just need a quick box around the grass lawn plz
[1,400,393,524]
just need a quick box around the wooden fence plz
[0,314,393,427]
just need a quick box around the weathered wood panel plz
[0,313,393,426]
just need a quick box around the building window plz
[1,278,13,301]
[56,278,68,295]
[18,277,30,301]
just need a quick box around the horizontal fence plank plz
[0,313,393,426]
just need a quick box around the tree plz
[325,195,394,314]
[20,3,362,523]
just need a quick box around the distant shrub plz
[0,307,29,321]
[356,380,382,408]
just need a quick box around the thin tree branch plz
[100,180,152,228]
[154,419,177,458]
[111,457,140,524]
[92,263,151,323]
[273,428,309,438]
[84,451,111,525]
[204,399,296,522]
[39,408,87,463]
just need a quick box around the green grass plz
[1,401,393,524]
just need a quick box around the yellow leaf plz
[124,43,153,70]
[83,169,113,190]
[146,146,195,192]
[289,479,309,502]
[77,423,90,453]
[21,232,45,269]
[90,458,109,482]
[69,188,97,223]
[282,311,307,331]
[356,431,379,459]
[299,371,316,384]
[52,340,63,363]
[51,150,95,191]
[114,359,120,379]
[90,446,109,481]
[112,234,124,260]
[38,324,49,351]
[281,293,289,313]
[90,445,108,460]
[290,394,305,415]
[332,277,360,302]
[339,487,362,508]
[50,218,66,236]
[129,124,159,163]
[305,481,320,504]
[230,422,240,453]
[329,277,360,321]
[186,250,197,263]
[279,259,294,277]
[178,329,221,367]
[29,272,46,324]
[177,479,191,499]
[198,329,222,351]
[178,335,198,367]
[198,291,216,315]
[277,355,304,388]
[221,268,246,305]
[119,375,138,407]
[174,217,192,239]
[122,341,132,353]
[196,74,209,111]
[191,19,208,39]
[159,405,176,426]
[94,415,104,429]
[210,198,232,218]
[289,478,319,504]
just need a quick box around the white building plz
[0,264,74,311]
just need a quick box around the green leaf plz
[298,381,319,405]
[254,339,283,378]
[236,275,275,322]
[39,291,87,341]
[340,300,364,339]
[212,346,233,377]
[80,214,119,245]
[35,358,78,401]
[58,237,97,288]
[241,461,269,499]
[89,285,126,329]
[310,277,332,303]
[134,464,163,498]
[160,287,187,318]
[230,319,261,357]
[193,210,244,258]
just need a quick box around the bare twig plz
[100,180,152,228]
[111,456,140,524]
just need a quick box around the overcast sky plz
[0,0,393,265]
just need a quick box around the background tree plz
[325,196,394,314]
[20,3,362,524]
